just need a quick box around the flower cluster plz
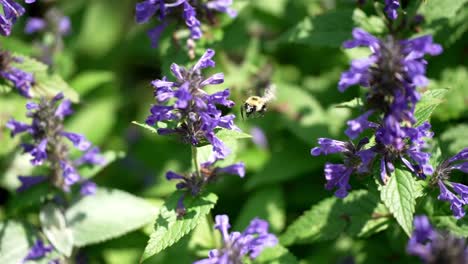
[312,27,442,197]
[6,93,105,194]
[432,148,468,218]
[135,0,237,47]
[167,159,244,215]
[0,49,34,97]
[407,215,468,263]
[0,0,35,36]
[194,215,277,264]
[145,49,239,160]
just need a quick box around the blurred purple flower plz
[384,0,400,20]
[194,215,277,264]
[407,215,468,263]
[250,126,268,149]
[432,148,468,218]
[135,0,237,47]
[23,239,53,262]
[6,93,105,194]
[0,50,35,97]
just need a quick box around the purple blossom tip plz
[80,181,97,196]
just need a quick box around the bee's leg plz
[240,106,244,120]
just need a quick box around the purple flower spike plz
[144,49,238,160]
[194,215,277,264]
[437,181,465,219]
[0,0,27,36]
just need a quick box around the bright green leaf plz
[380,168,417,236]
[70,71,115,95]
[132,121,158,134]
[414,89,448,126]
[40,203,74,257]
[280,190,383,246]
[254,245,298,264]
[0,221,37,264]
[66,188,157,247]
[141,192,218,262]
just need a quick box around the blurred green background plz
[1,0,467,263]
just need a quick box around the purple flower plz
[311,137,374,198]
[80,181,97,196]
[25,17,46,34]
[145,49,238,160]
[0,0,29,36]
[74,147,106,166]
[251,126,268,149]
[432,148,468,218]
[23,239,53,262]
[339,28,442,140]
[206,0,237,18]
[135,0,236,47]
[384,0,400,20]
[61,132,91,151]
[7,94,104,194]
[194,215,277,264]
[61,161,80,186]
[0,67,34,97]
[17,175,47,192]
[25,9,72,36]
[407,215,468,263]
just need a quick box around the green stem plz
[192,146,201,178]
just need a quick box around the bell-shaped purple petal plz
[345,110,375,139]
[217,162,245,177]
[384,0,400,20]
[174,82,192,109]
[135,0,159,24]
[182,1,202,39]
[342,28,379,49]
[80,181,97,196]
[23,239,53,261]
[60,161,81,186]
[6,119,31,136]
[74,147,106,166]
[324,163,353,198]
[166,171,185,180]
[17,175,47,192]
[437,181,466,219]
[24,17,46,34]
[62,132,91,151]
[147,22,167,48]
[192,49,215,72]
[311,138,348,156]
[29,139,48,166]
[0,67,34,98]
[206,0,237,17]
[452,182,468,204]
[55,99,73,118]
[200,73,224,87]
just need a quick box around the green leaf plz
[234,186,285,233]
[420,0,468,22]
[280,9,354,47]
[380,168,417,236]
[12,54,79,102]
[280,190,383,246]
[0,220,37,264]
[352,9,385,35]
[132,121,158,134]
[214,128,252,141]
[40,203,74,257]
[433,67,468,121]
[78,150,125,179]
[414,89,448,126]
[141,192,218,262]
[253,245,299,264]
[66,188,157,247]
[70,71,115,95]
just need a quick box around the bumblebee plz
[241,84,276,119]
